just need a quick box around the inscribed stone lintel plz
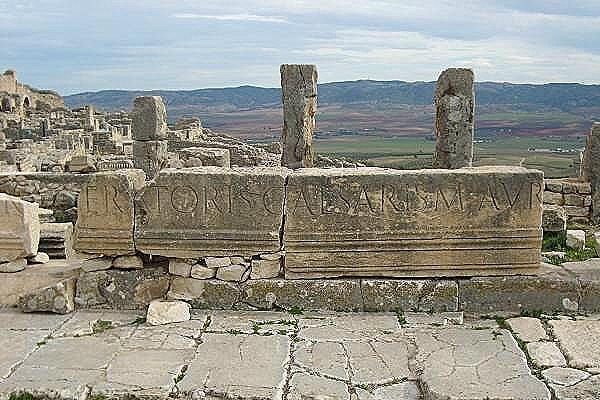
[283,166,543,278]
[73,169,145,256]
[134,167,289,258]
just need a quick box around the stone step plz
[0,260,81,307]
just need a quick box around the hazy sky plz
[2,0,599,94]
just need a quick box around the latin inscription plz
[287,180,542,217]
[138,184,285,222]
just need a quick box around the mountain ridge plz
[64,80,600,114]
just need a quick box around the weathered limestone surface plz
[73,170,145,256]
[135,167,288,258]
[433,68,475,169]
[582,122,600,222]
[416,328,550,400]
[281,64,317,169]
[542,204,567,232]
[549,319,600,369]
[75,265,170,310]
[527,341,567,367]
[178,333,289,398]
[506,317,548,342]
[18,277,76,314]
[361,279,458,312]
[0,194,39,262]
[459,263,580,313]
[131,96,167,141]
[178,147,231,168]
[132,140,167,180]
[285,166,543,278]
[0,261,80,307]
[146,300,190,326]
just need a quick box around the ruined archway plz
[22,96,31,108]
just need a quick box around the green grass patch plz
[92,320,113,334]
[543,231,597,264]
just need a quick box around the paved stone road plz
[0,310,598,400]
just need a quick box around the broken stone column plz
[280,64,317,169]
[0,130,5,150]
[582,122,600,222]
[433,68,475,169]
[132,96,168,179]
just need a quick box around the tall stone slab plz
[582,122,600,222]
[0,194,39,262]
[131,96,168,141]
[281,64,317,169]
[132,96,168,180]
[73,170,145,255]
[135,167,288,258]
[284,166,543,278]
[433,68,475,169]
[133,140,168,180]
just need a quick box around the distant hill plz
[64,80,600,114]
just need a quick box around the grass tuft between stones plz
[9,393,35,400]
[92,320,113,334]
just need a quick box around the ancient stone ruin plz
[433,68,475,169]
[280,64,317,169]
[0,64,599,320]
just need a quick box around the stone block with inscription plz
[135,167,288,258]
[284,166,543,278]
[73,170,146,256]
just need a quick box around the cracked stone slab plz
[104,349,193,392]
[0,335,122,394]
[0,329,49,380]
[527,342,566,367]
[178,333,289,398]
[51,310,143,338]
[415,327,550,400]
[287,372,349,400]
[549,319,600,368]
[346,340,410,385]
[0,309,71,331]
[355,381,421,399]
[294,341,348,380]
[124,318,209,350]
[403,312,464,326]
[506,317,548,342]
[298,313,400,342]
[554,375,600,400]
[541,367,590,386]
[207,311,297,335]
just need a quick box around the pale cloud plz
[1,0,599,93]
[172,13,289,23]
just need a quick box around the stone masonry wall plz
[543,178,591,224]
[0,172,90,222]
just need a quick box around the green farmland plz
[315,135,584,178]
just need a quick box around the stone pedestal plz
[280,64,317,169]
[433,68,475,169]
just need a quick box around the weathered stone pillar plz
[131,96,168,179]
[582,122,600,222]
[280,64,317,168]
[433,68,475,169]
[0,130,6,150]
